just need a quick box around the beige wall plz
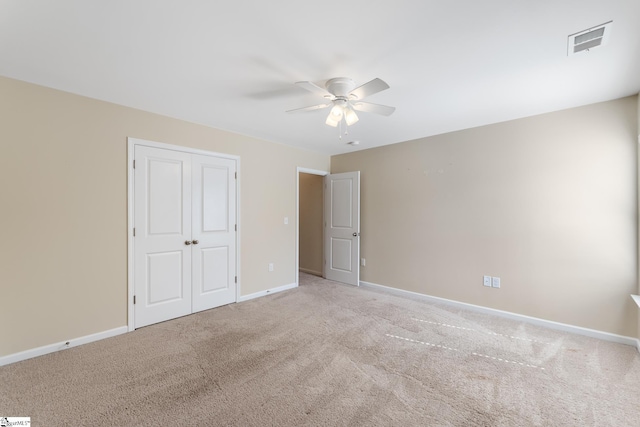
[332,96,638,337]
[299,173,324,275]
[0,76,329,357]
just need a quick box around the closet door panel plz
[191,154,237,312]
[134,146,192,328]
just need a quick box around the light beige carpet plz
[2,273,640,426]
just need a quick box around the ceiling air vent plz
[567,21,613,56]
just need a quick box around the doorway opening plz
[296,168,328,286]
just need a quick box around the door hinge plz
[133,295,136,305]
[133,228,136,237]
[133,159,136,169]
[235,224,237,232]
[235,172,237,179]
[234,276,237,283]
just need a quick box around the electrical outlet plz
[361,258,366,266]
[268,263,274,272]
[483,276,492,287]
[284,217,288,225]
[492,277,501,288]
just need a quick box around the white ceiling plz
[1,1,638,156]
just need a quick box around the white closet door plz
[134,146,192,328]
[191,154,237,312]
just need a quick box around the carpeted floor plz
[2,273,640,426]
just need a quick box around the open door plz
[324,171,360,286]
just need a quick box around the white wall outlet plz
[268,263,274,272]
[284,217,288,225]
[483,276,492,287]
[361,258,366,266]
[492,277,501,288]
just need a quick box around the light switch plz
[284,217,288,225]
[492,277,501,288]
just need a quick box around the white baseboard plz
[299,268,323,277]
[238,282,297,303]
[5,283,636,366]
[360,280,638,348]
[0,326,128,367]
[2,282,299,366]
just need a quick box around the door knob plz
[185,240,192,245]
[192,240,199,245]
[353,232,360,237]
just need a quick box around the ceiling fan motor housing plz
[325,77,356,98]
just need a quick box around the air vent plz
[567,21,613,56]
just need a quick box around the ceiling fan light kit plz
[325,111,341,127]
[287,77,395,135]
[344,107,359,126]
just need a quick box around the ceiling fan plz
[286,77,395,128]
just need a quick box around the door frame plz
[296,167,328,286]
[127,137,241,331]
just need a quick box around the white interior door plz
[324,171,360,286]
[191,154,237,312]
[134,146,192,328]
[133,144,237,328]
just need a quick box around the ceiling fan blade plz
[286,103,331,113]
[295,81,333,98]
[349,78,390,100]
[352,101,395,116]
